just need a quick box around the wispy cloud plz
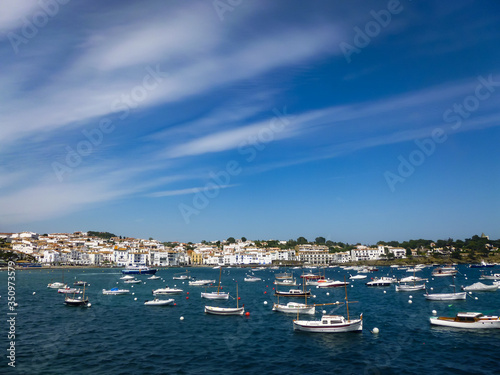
[147,184,237,198]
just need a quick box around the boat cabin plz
[321,315,345,324]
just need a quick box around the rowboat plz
[430,312,500,329]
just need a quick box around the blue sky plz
[1,0,499,244]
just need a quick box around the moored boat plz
[462,282,498,292]
[123,278,142,284]
[275,289,311,297]
[48,282,67,289]
[244,275,262,282]
[204,306,244,315]
[121,264,157,275]
[396,283,426,292]
[153,287,183,295]
[424,292,466,301]
[430,312,500,329]
[432,267,457,277]
[272,302,315,315]
[365,277,397,287]
[102,288,130,295]
[144,298,175,306]
[293,313,363,333]
[188,279,215,286]
[58,287,81,294]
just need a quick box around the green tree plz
[315,237,326,244]
[297,237,308,244]
[226,237,236,244]
[241,237,247,242]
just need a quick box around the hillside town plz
[1,231,497,267]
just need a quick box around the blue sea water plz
[1,265,499,375]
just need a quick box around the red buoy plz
[245,312,250,317]
[238,297,241,300]
[174,303,177,306]
[187,292,189,295]
[186,296,189,300]
[264,291,267,294]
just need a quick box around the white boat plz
[48,282,67,289]
[399,276,427,283]
[124,279,142,284]
[188,279,215,286]
[144,298,175,306]
[479,273,500,280]
[275,272,294,280]
[153,287,183,295]
[73,280,89,286]
[405,268,422,273]
[173,271,191,280]
[64,285,90,307]
[396,283,426,292]
[432,267,457,277]
[349,274,367,280]
[293,313,363,333]
[201,267,229,300]
[275,289,311,297]
[120,275,135,280]
[424,292,467,301]
[430,312,500,329]
[274,279,298,286]
[272,302,315,315]
[205,284,244,316]
[102,288,130,295]
[58,287,81,294]
[244,276,262,282]
[365,277,397,287]
[462,282,498,292]
[122,264,157,275]
[317,280,349,288]
[148,275,161,280]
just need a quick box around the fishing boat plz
[201,268,229,300]
[188,279,216,286]
[275,289,311,297]
[365,277,397,287]
[462,282,498,292]
[432,266,457,277]
[275,272,294,280]
[64,285,90,307]
[244,275,262,282]
[123,279,142,284]
[205,283,245,316]
[430,312,500,329]
[58,287,81,294]
[121,264,157,275]
[153,287,183,295]
[102,288,130,295]
[293,277,363,333]
[144,298,175,306]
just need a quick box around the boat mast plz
[217,266,222,295]
[344,276,350,321]
[236,283,239,308]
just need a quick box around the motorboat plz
[204,306,245,315]
[73,281,89,286]
[275,289,311,297]
[121,264,157,275]
[274,279,298,286]
[424,292,466,301]
[349,274,367,280]
[317,280,349,288]
[470,260,495,268]
[462,282,498,292]
[144,298,174,306]
[365,277,397,287]
[399,276,427,283]
[153,287,183,295]
[201,291,230,300]
[188,279,215,286]
[430,312,500,329]
[173,271,191,280]
[396,283,426,292]
[432,267,457,277]
[293,313,363,333]
[123,279,142,284]
[48,282,67,289]
[479,273,500,280]
[120,275,135,280]
[148,275,161,280]
[102,288,130,295]
[244,276,262,282]
[272,302,315,315]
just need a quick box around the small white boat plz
[366,277,397,287]
[293,314,363,333]
[275,289,311,297]
[349,274,367,280]
[58,287,81,294]
[432,267,458,277]
[274,279,298,286]
[204,306,244,315]
[272,302,315,315]
[48,282,67,289]
[120,275,135,280]
[316,280,349,288]
[144,298,175,306]
[399,276,427,283]
[462,282,498,292]
[102,288,130,295]
[275,272,294,280]
[201,291,230,300]
[424,292,466,301]
[480,273,500,280]
[124,279,142,284]
[430,312,500,329]
[396,283,426,292]
[73,281,89,286]
[148,275,161,280]
[153,287,183,295]
[173,271,191,280]
[188,279,216,286]
[244,276,262,282]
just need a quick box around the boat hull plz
[201,292,229,300]
[272,303,315,315]
[424,292,466,301]
[430,317,500,329]
[204,306,245,315]
[144,299,174,306]
[153,289,183,295]
[122,268,157,275]
[64,298,90,307]
[396,284,426,292]
[293,317,363,333]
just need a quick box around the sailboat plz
[64,284,91,307]
[424,276,466,300]
[201,267,229,300]
[396,269,426,291]
[293,277,363,333]
[173,270,191,280]
[48,269,67,289]
[204,283,245,315]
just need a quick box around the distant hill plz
[87,231,117,240]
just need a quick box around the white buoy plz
[432,310,437,315]
[263,301,268,305]
[322,310,327,314]
[132,292,135,295]
[465,277,468,280]
[33,292,36,295]
[408,300,412,304]
[116,282,118,284]
[87,303,92,307]
[383,291,386,294]
[351,285,354,288]
[180,316,184,320]
[313,295,316,298]
[134,297,137,301]
[409,295,413,299]
[316,286,319,289]
[144,282,146,285]
[469,292,472,295]
[326,292,330,296]
[475,297,478,300]
[372,327,379,334]
[430,287,434,291]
